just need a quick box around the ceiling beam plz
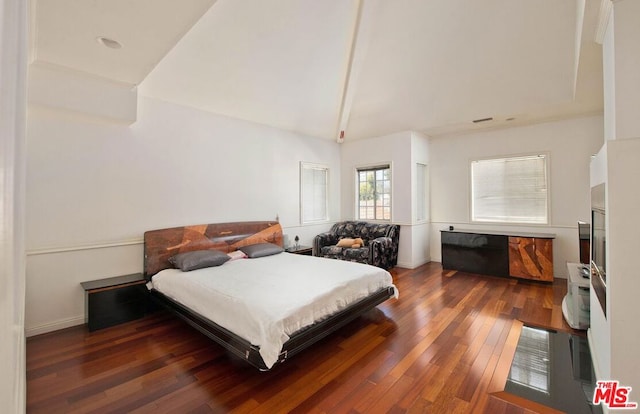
[572,0,586,99]
[335,0,379,143]
[595,0,612,44]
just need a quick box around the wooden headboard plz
[144,221,283,278]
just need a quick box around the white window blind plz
[471,155,548,224]
[301,162,329,224]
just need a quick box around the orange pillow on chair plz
[336,238,355,247]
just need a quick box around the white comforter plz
[151,252,398,368]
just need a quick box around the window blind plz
[471,155,548,224]
[301,163,328,223]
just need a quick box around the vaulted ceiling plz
[31,0,603,140]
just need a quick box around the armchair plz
[313,221,400,269]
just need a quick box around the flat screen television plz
[591,183,606,317]
[592,208,606,282]
[591,183,606,282]
[578,221,590,266]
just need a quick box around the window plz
[357,165,391,220]
[471,154,548,224]
[300,162,329,224]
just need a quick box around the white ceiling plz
[31,0,217,84]
[31,0,603,140]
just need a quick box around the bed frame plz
[143,221,396,371]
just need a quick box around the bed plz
[144,221,398,370]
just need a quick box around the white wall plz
[590,137,640,398]
[612,0,640,142]
[0,0,28,410]
[340,131,431,269]
[589,143,609,380]
[588,0,640,398]
[409,132,431,266]
[602,5,615,142]
[429,116,603,278]
[605,138,640,396]
[29,63,137,124]
[25,96,341,335]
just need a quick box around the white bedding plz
[151,252,398,368]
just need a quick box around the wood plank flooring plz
[27,262,579,413]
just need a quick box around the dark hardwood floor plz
[27,262,579,413]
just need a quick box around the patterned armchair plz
[313,221,400,269]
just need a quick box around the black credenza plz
[441,230,555,281]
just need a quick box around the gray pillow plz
[169,250,230,271]
[239,243,284,258]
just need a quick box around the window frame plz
[300,162,330,225]
[355,163,392,222]
[470,153,550,225]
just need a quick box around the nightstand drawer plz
[81,274,149,331]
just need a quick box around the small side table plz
[81,273,148,331]
[286,245,313,256]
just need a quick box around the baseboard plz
[396,257,430,269]
[26,315,85,337]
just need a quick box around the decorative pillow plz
[336,238,356,247]
[239,242,284,258]
[227,250,248,261]
[169,250,230,271]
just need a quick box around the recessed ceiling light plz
[506,117,516,121]
[96,36,122,49]
[472,117,493,123]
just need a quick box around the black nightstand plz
[286,245,313,256]
[81,273,149,331]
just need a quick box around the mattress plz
[151,252,398,368]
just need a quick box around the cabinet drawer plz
[508,237,553,281]
[441,231,509,277]
[86,283,148,331]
